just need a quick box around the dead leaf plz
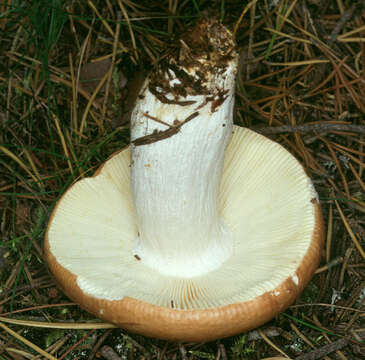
[79,58,126,95]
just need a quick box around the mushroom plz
[45,18,323,342]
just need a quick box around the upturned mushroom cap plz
[45,126,323,342]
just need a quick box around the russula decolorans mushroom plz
[45,18,323,342]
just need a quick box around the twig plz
[88,329,113,360]
[258,329,290,358]
[254,123,365,135]
[0,322,56,360]
[179,343,188,360]
[327,3,358,45]
[133,111,199,146]
[335,200,365,259]
[101,12,121,123]
[315,256,343,274]
[0,303,76,317]
[218,343,228,360]
[295,338,348,360]
[0,316,116,329]
[290,303,365,313]
[58,329,96,360]
[246,327,282,341]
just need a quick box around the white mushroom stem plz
[130,19,238,278]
